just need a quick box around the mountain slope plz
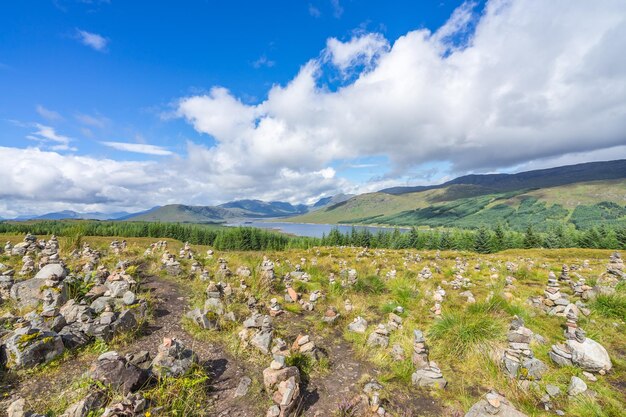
[380,159,626,195]
[218,200,308,217]
[289,177,626,231]
[125,200,313,223]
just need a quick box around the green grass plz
[143,365,211,416]
[429,312,505,359]
[590,293,626,321]
[353,275,387,295]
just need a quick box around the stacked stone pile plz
[263,355,301,417]
[549,311,612,373]
[411,329,447,388]
[502,317,547,380]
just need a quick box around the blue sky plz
[0,0,469,163]
[1,0,625,216]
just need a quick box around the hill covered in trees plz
[290,160,626,231]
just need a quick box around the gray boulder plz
[465,392,528,417]
[4,327,65,369]
[150,338,198,377]
[34,264,67,280]
[59,390,106,417]
[7,398,46,417]
[90,351,149,394]
[567,338,612,373]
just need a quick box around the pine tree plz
[473,226,492,253]
[523,225,541,249]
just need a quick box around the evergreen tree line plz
[0,220,625,253]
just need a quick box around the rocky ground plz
[0,234,624,416]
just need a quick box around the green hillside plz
[289,179,626,231]
[126,200,309,223]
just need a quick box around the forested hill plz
[289,160,626,231]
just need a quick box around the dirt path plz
[3,275,263,416]
[4,275,446,416]
[277,316,446,417]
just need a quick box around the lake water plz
[226,221,408,238]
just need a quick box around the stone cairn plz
[38,235,61,268]
[109,239,126,255]
[187,280,230,330]
[289,264,310,282]
[541,272,570,316]
[418,266,433,281]
[292,333,323,359]
[571,277,593,300]
[558,264,571,284]
[465,391,528,417]
[411,330,447,388]
[144,240,167,256]
[18,255,35,276]
[160,251,181,276]
[430,286,445,317]
[10,233,41,257]
[549,310,612,373]
[345,268,358,286]
[190,261,201,275]
[450,273,471,290]
[595,252,625,295]
[367,324,390,348]
[77,243,102,273]
[502,317,547,380]
[179,242,194,259]
[606,252,624,279]
[322,306,340,324]
[240,313,274,354]
[216,258,232,279]
[260,256,276,285]
[348,316,368,333]
[263,354,301,417]
[269,298,284,317]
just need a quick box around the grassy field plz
[1,233,624,416]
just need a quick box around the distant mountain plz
[125,200,311,223]
[7,210,133,221]
[312,193,354,209]
[380,159,626,195]
[289,160,626,231]
[218,199,308,217]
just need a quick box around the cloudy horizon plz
[1,0,625,217]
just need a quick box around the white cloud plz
[175,0,626,184]
[100,141,174,156]
[27,123,75,151]
[330,0,343,18]
[3,0,626,215]
[325,33,389,74]
[252,55,276,69]
[75,113,109,128]
[36,105,63,121]
[308,4,321,18]
[0,144,344,216]
[75,29,108,52]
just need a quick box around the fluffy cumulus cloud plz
[176,0,626,180]
[2,0,626,215]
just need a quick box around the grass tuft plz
[429,312,505,359]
